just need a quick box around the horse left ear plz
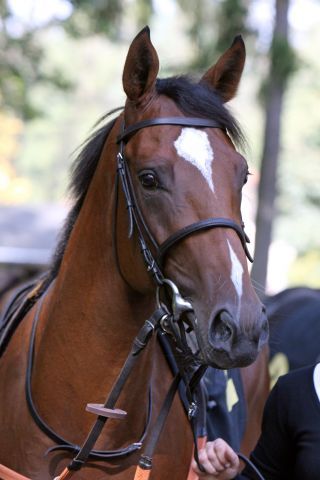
[200,35,246,103]
[122,26,159,104]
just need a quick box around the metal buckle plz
[188,401,198,419]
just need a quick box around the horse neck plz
[31,125,156,439]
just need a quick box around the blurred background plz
[0,0,319,296]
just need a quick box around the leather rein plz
[24,116,264,480]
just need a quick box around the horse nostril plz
[210,310,235,345]
[216,321,233,342]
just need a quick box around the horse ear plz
[122,26,159,103]
[200,35,246,103]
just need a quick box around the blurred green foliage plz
[64,0,123,38]
[178,0,253,70]
[271,35,298,84]
[215,0,251,55]
[0,0,72,119]
[289,251,320,288]
[0,0,253,117]
[0,0,153,119]
[64,0,153,39]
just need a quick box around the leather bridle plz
[115,116,253,287]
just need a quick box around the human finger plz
[206,440,231,472]
[212,438,239,468]
[196,442,219,478]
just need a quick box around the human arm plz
[240,376,294,479]
[193,376,294,480]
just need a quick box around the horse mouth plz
[192,324,261,369]
[202,347,259,369]
[172,300,268,369]
[186,303,268,369]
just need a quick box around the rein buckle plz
[188,401,198,420]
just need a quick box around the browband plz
[116,117,222,143]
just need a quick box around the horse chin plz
[198,336,260,370]
[198,343,260,369]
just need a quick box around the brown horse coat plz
[0,27,268,479]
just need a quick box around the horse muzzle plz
[196,306,269,368]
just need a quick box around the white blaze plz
[174,128,214,192]
[227,240,243,303]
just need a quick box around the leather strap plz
[137,373,182,471]
[158,218,253,265]
[186,436,207,480]
[237,453,266,480]
[25,288,165,463]
[116,138,164,285]
[0,280,42,357]
[116,117,222,143]
[65,307,166,470]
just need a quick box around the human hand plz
[191,438,240,479]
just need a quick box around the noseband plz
[115,116,253,286]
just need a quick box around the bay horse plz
[0,27,268,480]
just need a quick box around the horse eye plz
[244,170,251,185]
[139,171,159,190]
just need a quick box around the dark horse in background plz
[0,27,268,479]
[266,287,320,386]
[242,286,320,451]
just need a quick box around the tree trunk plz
[250,0,290,294]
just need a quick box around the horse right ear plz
[122,26,159,104]
[200,35,246,103]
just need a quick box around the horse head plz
[113,27,268,369]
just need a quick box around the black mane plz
[43,113,119,289]
[43,76,244,289]
[156,76,245,147]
